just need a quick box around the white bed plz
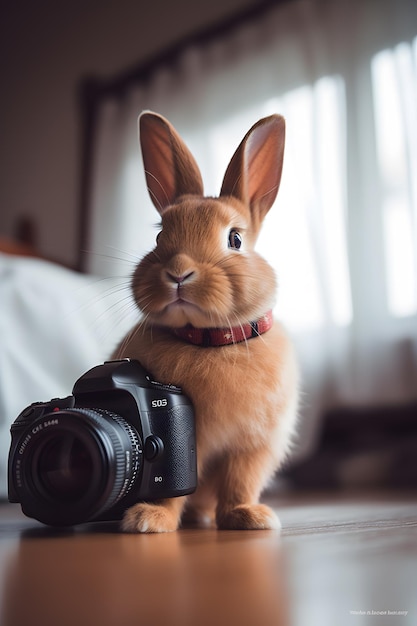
[0,253,138,497]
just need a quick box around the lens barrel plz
[12,408,143,526]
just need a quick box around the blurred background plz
[0,0,416,496]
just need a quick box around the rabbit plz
[114,111,299,533]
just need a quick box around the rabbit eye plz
[156,231,162,244]
[228,229,242,250]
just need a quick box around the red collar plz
[170,311,273,347]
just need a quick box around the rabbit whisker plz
[144,170,170,212]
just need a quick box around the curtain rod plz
[80,0,290,99]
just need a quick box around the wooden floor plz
[0,492,416,626]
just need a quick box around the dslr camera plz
[8,359,197,526]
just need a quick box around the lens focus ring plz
[91,408,142,503]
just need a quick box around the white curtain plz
[87,0,417,461]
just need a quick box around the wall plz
[0,0,256,267]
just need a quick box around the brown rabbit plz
[114,111,298,532]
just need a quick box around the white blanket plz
[0,253,138,497]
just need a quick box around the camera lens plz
[37,434,94,502]
[13,408,143,525]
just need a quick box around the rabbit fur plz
[114,111,299,532]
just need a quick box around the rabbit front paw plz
[217,504,281,531]
[121,502,179,533]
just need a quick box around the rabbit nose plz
[164,254,196,285]
[165,270,195,285]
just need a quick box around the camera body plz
[8,359,197,526]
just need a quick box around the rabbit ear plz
[220,114,285,222]
[139,111,204,214]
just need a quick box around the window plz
[371,37,417,317]
[202,76,351,333]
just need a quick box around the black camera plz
[8,359,197,526]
